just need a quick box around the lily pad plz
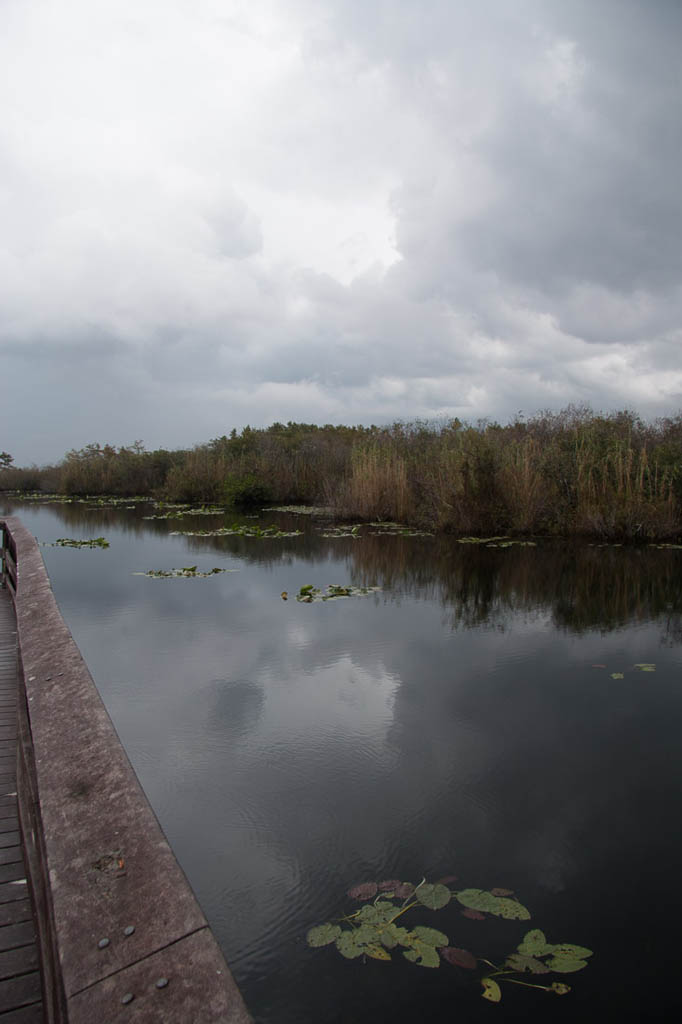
[505,953,550,974]
[335,931,366,959]
[411,926,449,947]
[365,944,391,961]
[547,956,589,973]
[356,902,395,925]
[393,882,415,899]
[517,930,551,956]
[380,923,411,949]
[455,888,498,912]
[634,663,656,672]
[610,672,625,679]
[403,942,441,968]
[490,887,514,897]
[416,883,451,909]
[461,908,486,921]
[306,923,342,948]
[440,946,477,969]
[481,977,502,1002]
[378,879,402,892]
[495,897,531,920]
[550,982,571,995]
[348,882,377,901]
[551,943,593,960]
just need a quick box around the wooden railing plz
[1,521,17,592]
[0,515,252,1024]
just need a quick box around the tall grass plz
[2,407,681,540]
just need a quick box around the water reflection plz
[3,498,682,1022]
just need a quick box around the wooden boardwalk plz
[0,587,43,1023]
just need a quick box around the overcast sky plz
[2,0,681,463]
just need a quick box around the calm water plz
[3,496,682,1022]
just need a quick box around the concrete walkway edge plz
[1,516,252,1024]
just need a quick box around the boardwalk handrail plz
[1,521,17,592]
[0,516,252,1023]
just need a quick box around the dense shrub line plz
[2,407,682,539]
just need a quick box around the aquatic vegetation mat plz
[307,876,591,1004]
[143,505,226,520]
[171,523,302,538]
[320,523,433,539]
[290,583,381,602]
[591,662,656,678]
[457,536,537,547]
[264,505,334,516]
[47,537,110,548]
[133,566,237,578]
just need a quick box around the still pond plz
[3,495,682,1022]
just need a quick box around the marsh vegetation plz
[3,405,682,541]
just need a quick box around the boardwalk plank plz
[0,945,40,982]
[0,971,42,1012]
[0,883,27,906]
[0,922,36,954]
[0,853,22,869]
[0,903,31,928]
[0,867,25,886]
[0,1001,44,1022]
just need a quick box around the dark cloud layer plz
[1,0,681,462]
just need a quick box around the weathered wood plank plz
[0,943,40,981]
[0,920,36,953]
[0,862,26,884]
[0,899,32,927]
[0,881,28,904]
[0,970,42,1012]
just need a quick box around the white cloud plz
[1,0,681,462]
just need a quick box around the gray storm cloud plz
[1,0,680,462]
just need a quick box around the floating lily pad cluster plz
[320,525,363,539]
[456,536,537,547]
[307,877,591,1004]
[170,523,302,539]
[295,583,381,602]
[368,522,433,537]
[143,504,226,520]
[133,566,236,578]
[264,505,334,516]
[320,522,433,539]
[51,537,110,548]
[592,663,656,679]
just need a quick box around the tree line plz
[2,406,682,539]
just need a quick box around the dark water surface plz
[3,497,682,1022]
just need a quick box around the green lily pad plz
[335,931,366,959]
[455,888,500,913]
[551,944,593,960]
[306,923,342,948]
[365,944,391,961]
[481,977,502,1002]
[517,929,551,956]
[380,923,411,949]
[356,902,395,925]
[403,942,441,968]
[411,926,449,947]
[611,672,625,679]
[547,956,589,973]
[416,883,451,909]
[495,897,531,920]
[505,953,550,974]
[634,663,656,672]
[550,982,571,995]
